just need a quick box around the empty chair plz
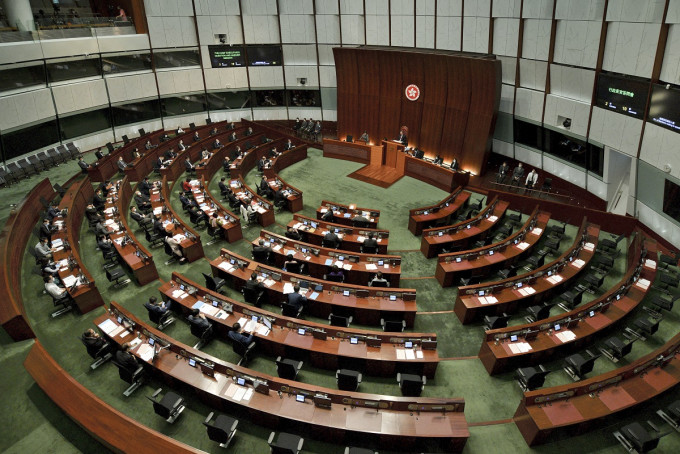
[146,388,185,424]
[329,313,353,327]
[540,178,552,192]
[112,358,144,396]
[138,128,146,136]
[203,412,238,448]
[483,313,511,330]
[232,339,256,366]
[242,286,264,306]
[516,365,550,391]
[592,254,615,271]
[206,224,223,245]
[381,318,406,332]
[397,373,426,397]
[495,224,513,237]
[632,316,660,337]
[659,253,678,270]
[276,356,303,380]
[560,288,584,309]
[506,211,522,225]
[268,431,304,454]
[51,292,74,318]
[469,199,483,211]
[203,272,226,293]
[650,294,675,311]
[659,272,679,290]
[122,134,130,144]
[80,334,112,370]
[581,272,605,293]
[544,235,561,253]
[94,150,104,160]
[106,142,115,154]
[526,303,554,322]
[563,350,600,380]
[525,253,546,269]
[281,302,303,318]
[602,335,635,361]
[657,400,680,431]
[106,266,130,288]
[614,421,664,453]
[336,369,362,391]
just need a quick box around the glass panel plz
[544,128,586,168]
[586,142,604,177]
[513,118,542,150]
[154,49,201,69]
[253,90,285,107]
[161,94,207,117]
[46,58,102,83]
[0,63,46,93]
[287,89,321,107]
[102,52,152,75]
[1,119,59,161]
[207,91,251,110]
[111,99,161,126]
[247,45,283,66]
[663,179,680,222]
[59,108,112,140]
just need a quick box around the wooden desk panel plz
[229,177,275,227]
[323,139,371,164]
[189,179,242,243]
[404,156,470,192]
[421,197,508,258]
[98,302,467,451]
[255,230,402,287]
[408,188,470,236]
[478,236,657,375]
[211,251,416,328]
[435,207,549,287]
[316,200,380,229]
[454,220,599,324]
[288,214,390,254]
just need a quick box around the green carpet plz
[2,148,680,453]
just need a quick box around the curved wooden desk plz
[453,219,599,324]
[88,129,164,182]
[228,137,287,179]
[162,273,435,377]
[98,302,468,452]
[0,178,55,340]
[478,235,657,375]
[229,177,275,227]
[211,250,417,327]
[316,200,380,229]
[408,187,471,236]
[514,331,680,446]
[435,207,550,287]
[187,178,242,243]
[421,197,508,258]
[254,230,402,287]
[24,339,204,454]
[288,214,390,254]
[263,143,308,179]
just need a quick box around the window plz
[46,57,102,83]
[287,90,321,107]
[111,99,161,126]
[161,94,207,117]
[102,52,152,75]
[544,129,587,168]
[1,119,59,161]
[513,119,542,150]
[586,143,604,177]
[59,108,112,139]
[207,91,251,110]
[663,179,680,222]
[252,90,285,107]
[154,49,200,69]
[0,62,46,93]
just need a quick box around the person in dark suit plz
[259,176,273,198]
[414,148,424,159]
[46,203,62,220]
[129,206,150,226]
[188,204,208,225]
[77,156,90,173]
[245,127,253,136]
[228,322,254,344]
[193,131,200,142]
[93,189,106,212]
[144,140,156,150]
[285,226,302,241]
[396,129,408,146]
[177,140,187,152]
[257,156,267,173]
[511,163,525,186]
[287,284,307,310]
[268,147,280,159]
[222,157,231,172]
[165,148,177,160]
[352,214,370,227]
[139,177,152,197]
[97,235,114,253]
[187,308,211,332]
[284,139,295,150]
[227,191,239,208]
[154,216,170,237]
[283,253,301,272]
[39,218,56,241]
[117,157,128,172]
[179,192,197,209]
[134,191,151,212]
[433,154,443,165]
[323,230,340,248]
[218,177,229,195]
[95,221,109,238]
[274,188,285,206]
[496,162,510,183]
[159,132,170,142]
[115,343,139,372]
[321,209,334,222]
[362,232,378,252]
[252,239,272,258]
[228,132,237,142]
[82,328,107,350]
[450,158,459,171]
[85,203,103,224]
[213,138,223,150]
[184,157,195,172]
[210,127,218,136]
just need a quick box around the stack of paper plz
[98,319,117,335]
[488,215,498,222]
[645,259,657,269]
[479,296,498,305]
[517,286,536,296]
[508,342,532,354]
[516,242,530,250]
[282,283,294,294]
[584,242,595,251]
[555,330,576,343]
[217,261,235,272]
[571,258,585,268]
[635,278,650,290]
[546,274,563,285]
[532,227,543,235]
[342,263,352,270]
[137,344,154,362]
[365,263,377,270]
[263,278,276,287]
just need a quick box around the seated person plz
[496,161,510,183]
[283,253,301,272]
[284,139,295,150]
[212,138,223,150]
[131,148,142,160]
[433,154,443,165]
[352,213,370,226]
[44,275,68,299]
[188,205,208,225]
[362,232,379,251]
[229,132,237,142]
[134,191,151,212]
[210,127,218,136]
[268,147,280,158]
[182,178,192,192]
[245,127,253,136]
[95,221,109,238]
[46,202,63,220]
[274,188,285,206]
[227,191,239,207]
[240,200,257,222]
[259,176,274,198]
[93,189,106,212]
[130,206,150,225]
[82,328,108,351]
[187,308,211,331]
[218,177,229,195]
[42,260,60,277]
[321,209,334,222]
[228,122,236,130]
[139,177,152,196]
[359,131,369,143]
[323,230,340,248]
[287,284,307,310]
[222,157,231,172]
[184,157,195,172]
[144,140,157,150]
[231,146,243,160]
[177,140,187,152]
[450,157,459,171]
[369,271,389,287]
[511,163,525,186]
[228,322,254,345]
[201,149,212,160]
[159,132,171,142]
[115,342,139,372]
[414,148,424,159]
[285,226,302,241]
[253,239,272,258]
[193,131,200,142]
[97,235,115,253]
[39,218,56,241]
[164,148,177,160]
[154,216,170,237]
[35,237,54,260]
[165,236,186,262]
[85,203,103,224]
[77,156,90,173]
[244,272,265,301]
[327,265,344,282]
[176,126,184,134]
[144,296,169,315]
[209,212,222,229]
[257,156,267,172]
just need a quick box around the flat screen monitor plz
[589,310,595,317]
[135,250,140,257]
[479,290,485,296]
[296,394,305,403]
[489,250,494,255]
[237,377,246,386]
[389,295,397,301]
[438,231,443,236]
[456,257,462,262]
[517,282,523,288]
[311,222,317,228]
[262,317,272,330]
[247,45,282,66]
[188,358,197,367]
[301,247,308,254]
[230,258,236,265]
[212,300,219,307]
[251,315,258,322]
[207,45,246,68]
[466,224,471,229]
[297,328,305,335]
[595,72,648,118]
[338,256,344,261]
[378,260,384,266]
[179,284,185,291]
[649,84,680,132]
[423,210,429,215]
[350,337,358,344]
[554,324,561,331]
[117,316,122,324]
[148,338,155,346]
[343,290,350,297]
[510,335,518,342]
[404,341,413,348]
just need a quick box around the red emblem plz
[405,84,420,101]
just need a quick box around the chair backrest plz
[362,245,378,254]
[147,308,163,324]
[400,375,424,397]
[286,262,301,274]
[276,359,297,380]
[282,303,300,318]
[252,249,269,263]
[138,128,146,136]
[204,421,229,443]
[232,339,251,357]
[203,273,218,291]
[329,313,349,327]
[152,400,171,419]
[164,241,173,256]
[113,360,136,383]
[371,279,388,288]
[190,321,210,339]
[337,370,360,391]
[383,319,404,332]
[242,286,261,305]
[326,273,343,283]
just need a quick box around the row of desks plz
[408,188,471,236]
[316,200,380,229]
[187,179,243,243]
[288,214,390,254]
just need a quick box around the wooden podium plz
[327,139,408,188]
[380,140,406,172]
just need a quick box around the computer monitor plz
[311,221,317,228]
[423,211,429,215]
[479,290,485,297]
[297,328,305,335]
[343,290,350,297]
[179,284,185,291]
[350,337,358,344]
[404,341,413,348]
[438,231,443,237]
[554,324,561,331]
[251,315,258,322]
[135,250,140,257]
[456,257,462,262]
[489,250,494,255]
[296,394,305,403]
[517,282,523,288]
[237,377,246,386]
[378,260,384,266]
[589,310,595,317]
[230,258,236,265]
[303,220,308,226]
[188,358,197,367]
[389,295,397,301]
[338,256,344,261]
[466,224,471,229]
[262,317,272,330]
[148,338,155,346]
[117,316,123,324]
[510,335,518,342]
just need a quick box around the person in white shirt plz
[44,275,68,299]
[165,236,186,262]
[525,169,539,189]
[177,140,186,152]
[176,126,184,134]
[35,238,53,260]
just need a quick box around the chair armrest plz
[296,361,304,370]
[357,373,362,383]
[396,372,402,383]
[204,411,214,424]
[422,376,427,385]
[171,396,183,409]
[268,432,275,444]
[133,366,145,379]
[276,356,282,362]
[296,438,304,451]
[151,387,162,398]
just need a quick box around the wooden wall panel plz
[334,47,501,176]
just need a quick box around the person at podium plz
[450,158,459,171]
[359,131,369,143]
[433,154,443,165]
[396,128,408,146]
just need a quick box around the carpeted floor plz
[2,147,680,453]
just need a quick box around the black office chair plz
[252,248,270,264]
[483,313,511,330]
[51,293,74,318]
[659,271,679,291]
[206,224,223,246]
[163,242,178,266]
[516,365,550,391]
[381,318,406,332]
[145,229,164,247]
[631,316,660,338]
[563,350,600,380]
[232,339,257,366]
[268,431,304,454]
[581,271,606,293]
[353,219,369,228]
[242,286,264,307]
[560,288,585,309]
[540,178,552,193]
[190,321,213,350]
[101,247,118,269]
[203,272,226,294]
[614,421,664,453]
[325,272,344,283]
[329,313,353,327]
[657,399,680,430]
[650,293,675,311]
[122,134,130,144]
[370,277,389,288]
[602,335,635,362]
[526,303,554,322]
[111,359,144,396]
[344,448,376,454]
[397,373,426,397]
[94,150,104,160]
[146,388,185,424]
[146,307,175,331]
[336,369,362,391]
[361,244,378,254]
[80,335,112,370]
[276,356,303,380]
[106,266,131,288]
[203,412,238,448]
[282,302,303,318]
[322,237,339,249]
[138,128,146,136]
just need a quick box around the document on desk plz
[52,238,64,248]
[516,242,530,250]
[342,264,352,270]
[365,264,377,270]
[396,349,406,360]
[324,258,333,266]
[283,283,294,294]
[546,274,563,285]
[263,278,276,287]
[256,324,270,336]
[244,319,257,333]
[571,258,585,268]
[583,242,595,251]
[128,337,142,348]
[309,292,319,300]
[531,227,543,235]
[200,304,219,316]
[63,275,77,288]
[192,300,204,310]
[98,318,117,335]
[645,259,656,269]
[153,207,162,215]
[555,330,576,343]
[416,350,424,359]
[137,344,154,362]
[217,261,235,272]
[356,236,365,242]
[635,278,650,290]
[508,342,532,354]
[404,349,416,360]
[487,215,498,223]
